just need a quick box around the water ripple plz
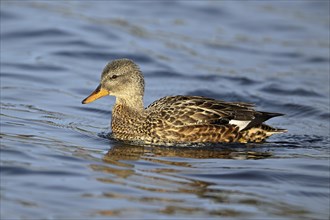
[2,28,72,40]
[260,83,323,97]
[1,165,82,176]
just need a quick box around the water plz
[1,1,329,219]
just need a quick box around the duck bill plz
[82,85,109,104]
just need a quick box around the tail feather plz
[239,123,287,143]
[259,124,287,134]
[259,111,285,120]
[243,111,285,131]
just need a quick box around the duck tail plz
[259,111,285,121]
[259,124,288,134]
[242,111,285,131]
[239,124,287,143]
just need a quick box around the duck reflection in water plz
[89,143,308,218]
[103,142,273,162]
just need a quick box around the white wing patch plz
[229,120,251,131]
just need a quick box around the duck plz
[82,58,287,145]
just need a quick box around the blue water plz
[1,1,329,219]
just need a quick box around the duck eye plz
[111,75,118,79]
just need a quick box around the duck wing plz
[146,95,281,131]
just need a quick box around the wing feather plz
[146,96,259,128]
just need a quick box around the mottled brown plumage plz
[82,58,286,145]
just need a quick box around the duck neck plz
[111,95,145,137]
[115,95,144,113]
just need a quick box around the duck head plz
[82,59,145,104]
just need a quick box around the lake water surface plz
[1,1,329,219]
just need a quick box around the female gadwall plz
[82,59,286,145]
